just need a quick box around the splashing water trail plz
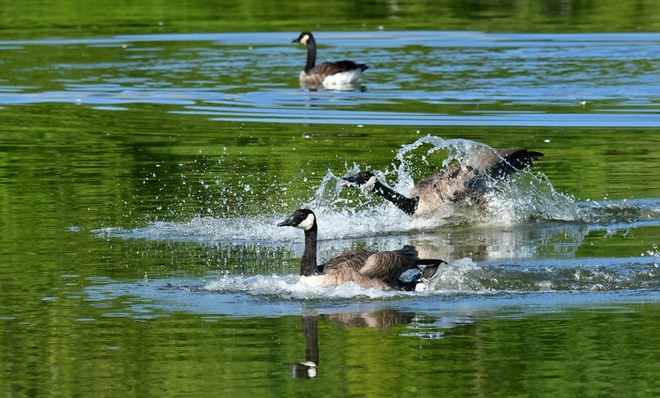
[91,135,660,302]
[313,135,581,227]
[95,135,660,249]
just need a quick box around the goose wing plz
[359,245,419,283]
[309,60,365,77]
[321,250,374,273]
[333,60,368,72]
[411,163,473,202]
[493,148,543,174]
[462,147,543,195]
[410,148,544,209]
[319,268,391,290]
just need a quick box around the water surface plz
[1,21,660,398]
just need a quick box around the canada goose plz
[292,32,368,89]
[341,147,544,217]
[277,209,444,290]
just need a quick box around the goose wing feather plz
[411,162,475,201]
[310,62,345,78]
[320,268,390,290]
[298,72,326,87]
[461,147,542,180]
[310,60,366,77]
[359,245,419,282]
[495,148,543,171]
[322,250,374,273]
[408,148,544,215]
[333,60,368,72]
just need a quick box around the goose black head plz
[277,208,317,231]
[341,171,378,191]
[292,32,313,46]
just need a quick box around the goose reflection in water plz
[291,309,415,379]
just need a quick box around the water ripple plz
[1,31,658,127]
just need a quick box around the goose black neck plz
[304,37,317,73]
[302,315,319,364]
[373,180,418,216]
[301,224,320,276]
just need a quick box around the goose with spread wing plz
[342,147,544,217]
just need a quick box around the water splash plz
[580,198,660,224]
[93,136,659,246]
[202,274,407,300]
[424,257,660,293]
[165,255,660,299]
[309,135,580,225]
[486,172,581,223]
[643,243,660,267]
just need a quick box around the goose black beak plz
[340,175,357,187]
[277,216,294,227]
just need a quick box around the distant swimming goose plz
[292,32,368,89]
[342,147,544,217]
[277,209,444,290]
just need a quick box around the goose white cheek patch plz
[363,176,377,192]
[295,213,316,231]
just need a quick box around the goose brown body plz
[322,250,374,273]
